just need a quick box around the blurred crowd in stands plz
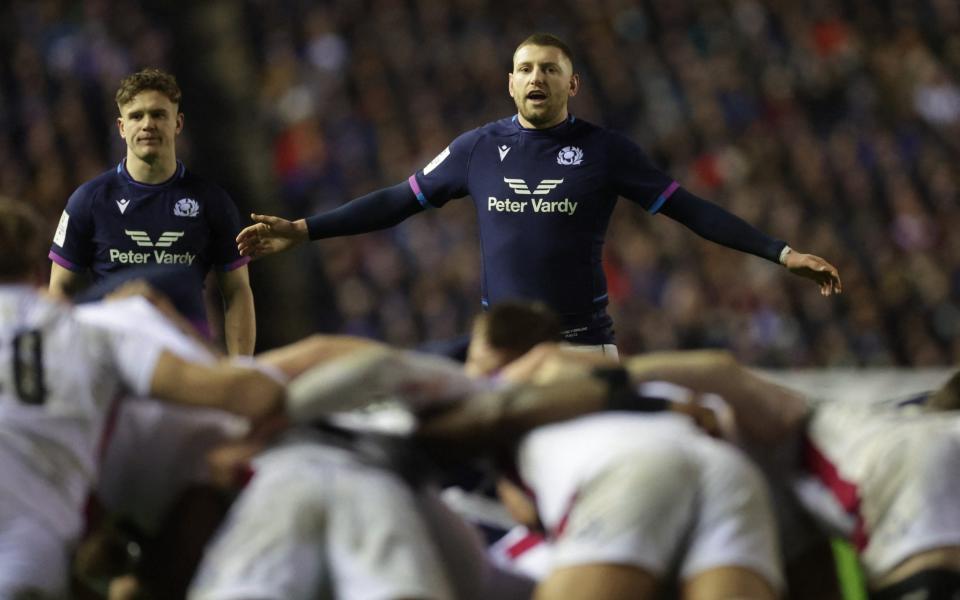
[3,0,960,366]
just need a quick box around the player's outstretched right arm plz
[236,214,308,258]
[237,182,424,258]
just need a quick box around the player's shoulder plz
[582,120,636,148]
[476,116,520,137]
[179,167,232,200]
[68,166,124,206]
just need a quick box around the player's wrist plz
[778,245,793,266]
[293,218,310,241]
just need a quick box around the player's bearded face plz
[117,91,183,165]
[509,44,579,129]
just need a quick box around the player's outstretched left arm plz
[781,248,842,296]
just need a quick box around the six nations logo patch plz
[557,146,583,166]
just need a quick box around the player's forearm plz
[624,350,741,395]
[150,352,284,422]
[415,377,609,456]
[255,334,386,380]
[659,188,786,262]
[48,262,86,298]
[624,350,809,444]
[305,182,423,240]
[223,287,256,355]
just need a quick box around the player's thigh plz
[859,425,960,583]
[534,563,657,600]
[551,447,699,576]
[0,514,69,599]
[682,566,779,600]
[681,439,783,594]
[326,466,456,600]
[188,455,327,600]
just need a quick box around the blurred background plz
[2,0,959,366]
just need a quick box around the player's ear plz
[175,112,184,135]
[508,72,516,99]
[116,116,125,138]
[568,73,580,97]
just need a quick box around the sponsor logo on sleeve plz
[423,146,451,176]
[556,146,583,166]
[53,211,69,247]
[173,198,200,217]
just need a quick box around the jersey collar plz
[511,113,577,135]
[116,159,186,188]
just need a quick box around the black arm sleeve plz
[305,182,424,240]
[658,188,786,263]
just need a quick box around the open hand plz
[236,213,308,258]
[783,251,842,296]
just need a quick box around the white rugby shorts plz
[189,440,455,600]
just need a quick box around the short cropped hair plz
[478,301,563,359]
[514,33,575,69]
[0,198,48,281]
[115,68,182,108]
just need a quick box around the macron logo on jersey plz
[498,145,511,161]
[116,198,130,214]
[489,177,578,215]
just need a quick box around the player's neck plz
[516,110,570,130]
[125,154,178,184]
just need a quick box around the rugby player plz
[539,346,960,600]
[0,198,281,597]
[48,68,255,354]
[267,310,784,600]
[236,33,840,352]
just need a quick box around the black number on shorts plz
[12,330,46,406]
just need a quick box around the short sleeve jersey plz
[49,161,250,284]
[0,289,165,539]
[409,115,677,321]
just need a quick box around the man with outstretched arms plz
[238,33,841,350]
[0,199,281,598]
[48,68,255,354]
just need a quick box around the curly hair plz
[115,68,182,108]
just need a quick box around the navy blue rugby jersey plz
[408,115,677,336]
[49,160,250,283]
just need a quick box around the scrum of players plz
[2,196,959,599]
